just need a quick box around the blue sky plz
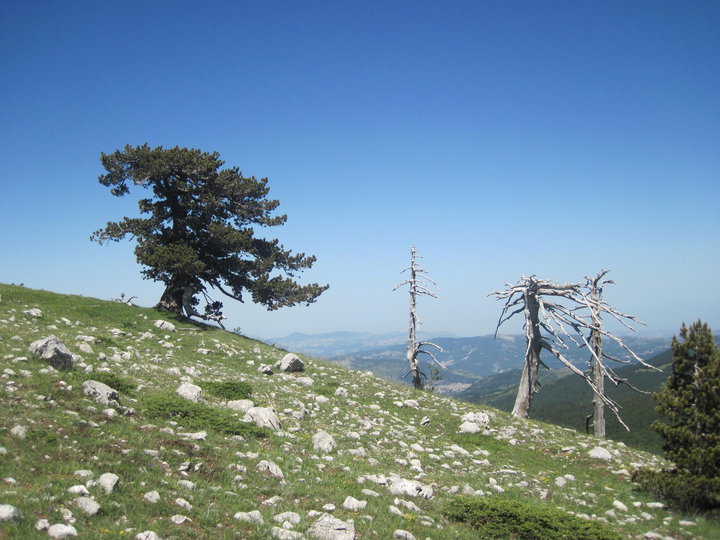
[1,1,718,340]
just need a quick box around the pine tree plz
[633,321,720,512]
[92,144,328,325]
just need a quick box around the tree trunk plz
[512,290,542,418]
[155,283,185,315]
[592,326,606,437]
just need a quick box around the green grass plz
[1,282,719,539]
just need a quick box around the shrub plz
[633,468,720,514]
[443,496,622,540]
[88,372,137,395]
[199,380,253,400]
[142,392,268,438]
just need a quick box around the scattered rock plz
[176,382,203,402]
[10,425,28,439]
[276,353,305,373]
[271,527,304,539]
[28,335,74,370]
[312,430,336,453]
[273,511,301,525]
[387,477,434,499]
[97,472,120,495]
[0,503,21,522]
[459,421,481,434]
[588,447,613,461]
[226,399,254,413]
[23,308,42,318]
[234,510,264,524]
[170,514,191,524]
[394,530,416,540]
[258,364,274,375]
[244,407,281,430]
[74,496,101,516]
[154,320,176,331]
[342,496,366,510]
[82,380,119,405]
[144,491,160,503]
[257,460,285,481]
[47,523,78,538]
[307,513,355,540]
[135,532,162,540]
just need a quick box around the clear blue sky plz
[1,1,718,340]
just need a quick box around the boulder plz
[28,335,74,370]
[307,513,355,540]
[276,353,304,373]
[82,380,119,405]
[47,524,78,538]
[459,421,481,434]
[74,497,101,516]
[226,399,254,413]
[135,532,162,540]
[244,407,281,430]
[154,320,176,331]
[256,460,285,481]
[387,477,434,499]
[0,504,21,522]
[97,472,120,495]
[234,510,264,524]
[588,446,613,461]
[176,382,203,402]
[312,430,336,453]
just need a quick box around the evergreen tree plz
[92,144,328,324]
[633,321,720,512]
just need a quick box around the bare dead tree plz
[112,293,138,306]
[394,246,443,390]
[491,272,660,432]
[578,270,660,437]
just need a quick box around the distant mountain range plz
[270,331,671,395]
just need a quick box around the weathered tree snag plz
[394,246,443,390]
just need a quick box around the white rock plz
[257,460,285,481]
[67,485,90,496]
[296,376,314,387]
[273,511,301,525]
[226,399,254,413]
[271,527,304,540]
[387,477,433,499]
[178,479,195,490]
[74,497,101,516]
[170,514,191,524]
[24,308,43,317]
[588,446,613,460]
[0,504,21,522]
[555,477,567,487]
[276,353,305,373]
[10,425,28,439]
[234,510,264,524]
[176,382,203,402]
[144,491,161,503]
[29,335,75,370]
[312,430,336,453]
[334,387,348,397]
[461,411,490,426]
[97,472,120,494]
[47,524,78,538]
[403,399,419,409]
[135,532,162,540]
[174,498,192,510]
[307,513,355,540]
[394,530,416,540]
[154,320,176,331]
[36,518,50,530]
[244,407,281,430]
[613,500,628,512]
[342,496,366,510]
[459,421,481,434]
[82,380,119,405]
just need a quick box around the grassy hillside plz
[0,283,717,539]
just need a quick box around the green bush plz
[88,372,137,395]
[443,496,622,540]
[141,392,268,438]
[199,380,253,400]
[632,468,720,514]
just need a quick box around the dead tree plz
[578,270,660,437]
[394,246,443,390]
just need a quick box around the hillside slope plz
[0,284,716,539]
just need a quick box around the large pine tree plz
[634,321,720,512]
[92,144,328,324]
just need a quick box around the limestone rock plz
[135,532,162,540]
[47,523,78,538]
[342,496,366,510]
[74,497,101,516]
[10,425,28,439]
[154,320,176,331]
[276,353,305,373]
[588,446,613,461]
[23,308,42,317]
[244,407,281,430]
[307,513,355,540]
[394,530,415,540]
[459,421,481,434]
[234,510,264,524]
[144,491,160,503]
[82,380,119,405]
[97,472,120,495]
[312,430,336,453]
[271,528,304,540]
[257,460,285,481]
[273,511,301,525]
[387,477,433,499]
[226,399,254,413]
[28,335,74,370]
[176,382,203,402]
[0,504,21,522]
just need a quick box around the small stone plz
[170,514,191,524]
[177,479,195,490]
[47,523,78,538]
[588,446,613,460]
[612,500,628,512]
[10,425,28,439]
[276,353,305,373]
[0,504,21,522]
[74,496,101,516]
[273,511,301,525]
[97,472,120,494]
[257,460,285,481]
[67,485,90,496]
[234,510,264,524]
[307,513,355,540]
[135,532,162,540]
[459,421,481,434]
[394,530,416,540]
[154,320,176,331]
[144,491,161,503]
[312,430,336,453]
[176,382,203,402]
[36,518,50,530]
[342,496,367,511]
[271,527,303,539]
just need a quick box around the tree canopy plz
[91,144,328,324]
